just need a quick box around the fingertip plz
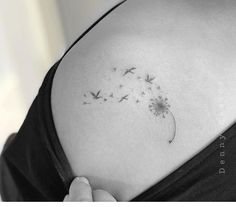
[76,176,90,185]
[68,176,93,201]
[63,194,69,202]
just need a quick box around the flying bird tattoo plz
[145,74,155,84]
[119,94,129,102]
[123,67,136,76]
[90,90,102,100]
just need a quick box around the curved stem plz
[168,110,176,144]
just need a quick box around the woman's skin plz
[52,0,236,201]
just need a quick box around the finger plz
[63,194,69,202]
[67,177,93,201]
[92,189,117,202]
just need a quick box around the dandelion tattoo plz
[148,96,176,143]
[148,96,170,118]
[82,66,176,144]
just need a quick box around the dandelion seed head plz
[149,96,170,117]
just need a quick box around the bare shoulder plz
[51,0,236,201]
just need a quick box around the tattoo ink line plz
[90,90,102,100]
[123,67,136,76]
[119,94,129,102]
[109,93,114,98]
[145,74,155,84]
[119,84,124,89]
[83,101,91,105]
[148,96,176,144]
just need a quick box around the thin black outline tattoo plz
[90,90,102,100]
[168,115,176,144]
[82,66,177,144]
[119,94,129,102]
[123,67,136,76]
[83,101,91,105]
[119,84,124,89]
[109,93,114,98]
[145,74,155,84]
[148,96,170,117]
[148,96,176,143]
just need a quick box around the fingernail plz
[77,176,90,185]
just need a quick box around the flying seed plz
[109,93,114,98]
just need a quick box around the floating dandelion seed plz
[119,84,124,89]
[148,96,170,117]
[82,101,91,105]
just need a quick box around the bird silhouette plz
[90,90,102,99]
[123,67,136,76]
[145,74,155,84]
[119,94,129,102]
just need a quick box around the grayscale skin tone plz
[52,0,236,201]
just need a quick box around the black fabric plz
[1,0,236,201]
[0,61,74,201]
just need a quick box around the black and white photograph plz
[0,0,236,203]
